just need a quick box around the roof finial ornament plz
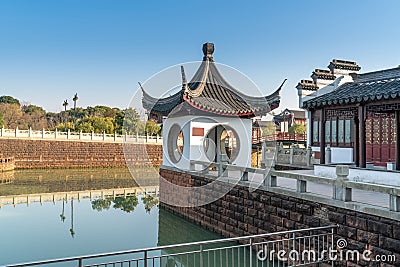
[202,42,214,61]
[180,66,189,91]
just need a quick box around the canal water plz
[0,168,224,266]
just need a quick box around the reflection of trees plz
[91,195,160,214]
[142,194,159,213]
[91,196,139,213]
[113,196,139,213]
[91,198,112,211]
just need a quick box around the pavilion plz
[141,43,284,169]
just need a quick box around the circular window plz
[167,124,184,164]
[204,125,240,162]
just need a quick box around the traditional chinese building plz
[301,65,400,170]
[141,43,284,169]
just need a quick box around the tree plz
[75,120,94,133]
[75,117,114,133]
[22,104,47,129]
[261,121,276,136]
[0,111,4,128]
[0,103,23,128]
[116,108,142,134]
[288,123,306,134]
[0,95,20,106]
[145,120,161,136]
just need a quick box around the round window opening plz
[167,124,184,164]
[204,125,240,162]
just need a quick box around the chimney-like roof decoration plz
[329,59,361,71]
[311,69,336,80]
[296,80,319,91]
[142,43,285,118]
[303,67,400,109]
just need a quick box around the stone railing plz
[0,127,162,144]
[275,144,319,167]
[185,161,400,220]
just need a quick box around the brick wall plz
[0,139,162,169]
[160,168,400,267]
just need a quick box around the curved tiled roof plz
[142,43,284,118]
[303,67,400,109]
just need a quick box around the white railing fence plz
[0,127,162,144]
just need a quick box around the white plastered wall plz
[162,115,253,170]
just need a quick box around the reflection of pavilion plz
[142,43,284,170]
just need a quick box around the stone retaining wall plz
[160,167,400,267]
[0,139,162,169]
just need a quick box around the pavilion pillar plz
[320,109,326,164]
[354,117,360,166]
[358,105,366,168]
[396,111,400,170]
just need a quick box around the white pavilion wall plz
[162,115,252,170]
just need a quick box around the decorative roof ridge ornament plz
[184,60,210,98]
[180,66,189,92]
[202,42,214,61]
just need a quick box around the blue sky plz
[0,0,399,112]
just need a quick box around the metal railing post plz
[67,129,70,140]
[144,250,148,267]
[1,126,3,137]
[42,128,45,139]
[28,127,32,138]
[103,131,106,141]
[114,131,117,142]
[200,244,204,267]
[15,126,18,137]
[78,258,82,267]
[79,131,82,140]
[91,131,94,141]
[55,128,58,139]
[249,238,253,267]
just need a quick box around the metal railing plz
[0,127,162,144]
[2,225,337,267]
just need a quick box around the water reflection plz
[0,168,225,266]
[91,195,140,213]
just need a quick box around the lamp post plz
[62,100,69,129]
[70,199,75,238]
[60,198,66,222]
